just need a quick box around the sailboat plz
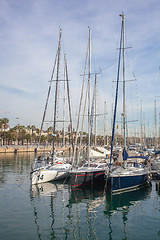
[70,28,108,188]
[106,13,151,193]
[31,29,72,185]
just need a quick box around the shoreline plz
[0,145,51,154]
[0,145,72,154]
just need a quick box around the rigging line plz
[65,55,74,152]
[128,74,134,137]
[75,113,107,117]
[61,28,66,58]
[133,72,140,133]
[37,50,58,150]
[72,39,89,166]
[52,28,62,162]
[63,55,66,147]
[91,34,96,74]
[56,76,60,131]
[19,173,30,188]
[104,101,107,145]
[90,76,96,137]
[77,77,90,166]
[110,15,123,166]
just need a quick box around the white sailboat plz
[31,162,71,185]
[31,29,72,185]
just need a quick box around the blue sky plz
[0,0,160,136]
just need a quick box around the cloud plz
[0,84,30,96]
[0,0,160,134]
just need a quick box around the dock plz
[0,145,72,154]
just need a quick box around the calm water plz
[0,153,160,240]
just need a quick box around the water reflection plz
[30,183,56,240]
[30,181,71,239]
[69,185,105,213]
[104,186,152,240]
[0,153,159,240]
[68,185,106,239]
[30,182,106,240]
[29,181,154,240]
[105,186,152,214]
[31,182,64,197]
[0,153,33,184]
[156,181,160,195]
[69,186,104,204]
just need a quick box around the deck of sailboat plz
[70,167,105,174]
[109,165,149,177]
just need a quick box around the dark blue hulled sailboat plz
[106,13,151,193]
[107,159,150,193]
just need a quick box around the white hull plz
[31,164,71,185]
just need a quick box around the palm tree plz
[25,133,31,145]
[18,125,26,145]
[40,135,47,145]
[0,118,9,145]
[31,125,36,145]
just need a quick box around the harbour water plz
[0,153,160,240]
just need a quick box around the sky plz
[0,0,160,136]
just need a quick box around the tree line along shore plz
[0,118,111,150]
[1,118,156,153]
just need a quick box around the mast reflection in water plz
[0,153,159,240]
[104,186,152,240]
[30,180,155,240]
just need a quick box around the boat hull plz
[107,173,149,193]
[70,168,105,188]
[31,164,71,185]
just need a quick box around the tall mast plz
[155,99,157,148]
[72,38,89,165]
[94,73,97,146]
[143,112,146,146]
[52,28,62,161]
[62,55,66,146]
[140,100,143,147]
[87,27,91,164]
[104,101,107,145]
[159,113,160,147]
[120,13,126,149]
[109,14,123,165]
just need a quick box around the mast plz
[120,13,126,150]
[159,113,160,147]
[94,73,97,146]
[143,112,146,147]
[72,39,89,166]
[110,15,123,165]
[87,27,91,165]
[140,100,143,148]
[52,28,62,162]
[154,99,157,148]
[62,55,66,146]
[104,101,107,145]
